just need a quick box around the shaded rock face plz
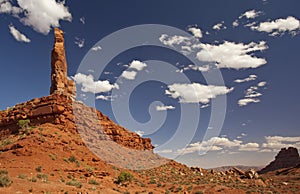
[259,147,300,174]
[50,28,76,99]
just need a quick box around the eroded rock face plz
[259,147,300,174]
[50,28,76,99]
[0,94,154,151]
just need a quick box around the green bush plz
[0,175,11,187]
[66,179,82,188]
[36,166,42,172]
[18,119,30,129]
[88,179,99,185]
[117,171,133,184]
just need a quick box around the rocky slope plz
[259,147,300,174]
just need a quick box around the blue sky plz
[1,0,300,168]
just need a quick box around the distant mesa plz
[259,147,300,174]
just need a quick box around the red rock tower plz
[50,28,76,99]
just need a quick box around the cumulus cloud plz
[121,70,137,80]
[72,73,119,94]
[177,137,259,154]
[166,83,233,104]
[127,60,147,71]
[91,46,102,51]
[156,105,175,111]
[121,60,147,80]
[135,130,145,137]
[239,10,262,19]
[176,64,210,73]
[9,24,30,43]
[245,86,262,98]
[15,0,72,34]
[159,34,191,48]
[262,136,300,151]
[213,21,226,31]
[251,16,300,36]
[0,0,21,15]
[196,41,268,69]
[96,95,113,101]
[238,98,260,106]
[239,143,260,151]
[257,81,267,87]
[232,20,239,27]
[155,149,173,154]
[187,26,202,38]
[234,74,257,83]
[75,37,85,48]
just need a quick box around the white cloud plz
[234,74,257,83]
[127,60,147,71]
[177,137,259,154]
[245,86,262,98]
[79,16,85,24]
[91,46,102,51]
[238,98,260,106]
[75,37,85,48]
[135,130,144,137]
[121,70,137,80]
[159,34,191,47]
[213,21,226,31]
[239,10,262,19]
[182,64,210,72]
[0,0,21,15]
[196,41,268,69]
[166,83,233,104]
[257,81,267,87]
[262,136,300,151]
[232,20,239,27]
[16,0,72,34]
[121,60,147,80]
[72,73,119,94]
[156,105,175,111]
[96,95,113,101]
[188,26,202,38]
[9,24,30,43]
[239,143,260,151]
[251,16,300,36]
[155,149,173,154]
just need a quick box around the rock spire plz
[50,28,76,99]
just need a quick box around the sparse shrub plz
[37,173,48,182]
[1,139,13,147]
[49,153,56,160]
[68,156,80,166]
[66,179,82,188]
[18,119,30,134]
[69,156,77,162]
[18,174,27,179]
[88,179,99,185]
[0,170,11,187]
[117,171,133,184]
[36,166,42,172]
[149,179,156,184]
[28,176,37,182]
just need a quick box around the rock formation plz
[259,147,300,174]
[50,28,76,99]
[0,28,153,151]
